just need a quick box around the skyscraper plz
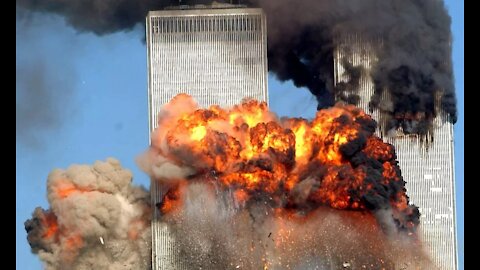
[333,34,458,270]
[146,5,268,269]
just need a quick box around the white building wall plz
[146,7,268,269]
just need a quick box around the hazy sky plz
[16,1,463,269]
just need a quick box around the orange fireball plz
[154,94,419,232]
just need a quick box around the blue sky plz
[16,1,463,269]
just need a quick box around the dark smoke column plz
[17,0,457,128]
[333,33,458,270]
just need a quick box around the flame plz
[65,234,84,250]
[159,184,183,215]
[53,180,92,199]
[190,125,207,141]
[41,212,58,239]
[154,94,418,232]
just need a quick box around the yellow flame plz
[190,126,206,141]
[293,124,307,159]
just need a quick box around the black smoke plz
[17,0,456,135]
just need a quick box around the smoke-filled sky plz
[16,1,463,269]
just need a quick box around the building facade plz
[333,34,458,270]
[146,6,268,269]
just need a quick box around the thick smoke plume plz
[138,94,434,269]
[25,158,151,270]
[17,0,456,135]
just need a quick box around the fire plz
[65,234,84,250]
[159,185,182,214]
[34,210,86,263]
[154,94,419,232]
[190,125,207,141]
[53,180,92,199]
[41,212,58,239]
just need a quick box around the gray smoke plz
[24,158,151,270]
[159,181,435,269]
[16,10,77,147]
[16,61,72,147]
[17,0,456,135]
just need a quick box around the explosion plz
[25,159,151,270]
[138,94,433,269]
[25,95,436,269]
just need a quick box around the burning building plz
[333,34,457,270]
[145,3,457,268]
[144,3,456,270]
[145,4,268,269]
[139,93,433,269]
[21,0,459,269]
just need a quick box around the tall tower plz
[333,34,458,270]
[146,5,268,269]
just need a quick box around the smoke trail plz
[17,0,456,135]
[24,158,151,270]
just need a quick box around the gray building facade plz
[146,6,268,269]
[333,34,458,270]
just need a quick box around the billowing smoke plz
[24,158,151,270]
[257,0,456,135]
[137,94,434,269]
[17,0,456,135]
[26,95,437,269]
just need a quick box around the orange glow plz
[159,186,182,215]
[65,234,84,250]
[155,95,416,229]
[234,189,249,203]
[54,181,91,199]
[41,212,59,239]
[190,125,207,141]
[128,220,145,240]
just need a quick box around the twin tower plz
[146,4,457,270]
